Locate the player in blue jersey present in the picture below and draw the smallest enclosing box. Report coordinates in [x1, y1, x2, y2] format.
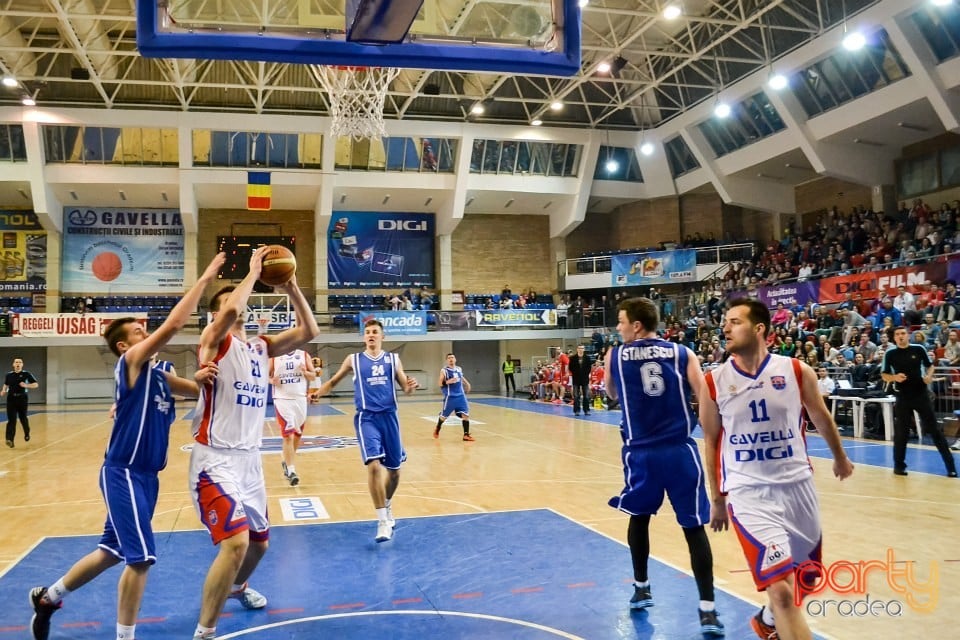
[317, 318, 418, 543]
[434, 353, 474, 441]
[605, 296, 724, 636]
[27, 253, 225, 640]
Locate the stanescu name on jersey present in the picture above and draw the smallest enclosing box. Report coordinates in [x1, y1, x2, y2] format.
[620, 345, 675, 360]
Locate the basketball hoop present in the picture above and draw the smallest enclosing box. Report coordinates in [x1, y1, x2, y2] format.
[315, 65, 401, 140]
[256, 311, 271, 336]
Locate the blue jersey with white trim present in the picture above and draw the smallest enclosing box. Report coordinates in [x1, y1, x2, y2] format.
[353, 350, 399, 412]
[441, 366, 465, 398]
[609, 338, 696, 447]
[105, 355, 175, 473]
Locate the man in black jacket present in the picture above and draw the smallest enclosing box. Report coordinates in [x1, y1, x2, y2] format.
[2, 357, 39, 447]
[569, 345, 593, 416]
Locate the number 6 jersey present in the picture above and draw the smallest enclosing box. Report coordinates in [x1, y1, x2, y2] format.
[704, 353, 812, 493]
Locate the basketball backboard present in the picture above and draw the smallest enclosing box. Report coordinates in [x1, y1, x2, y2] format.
[136, 0, 580, 76]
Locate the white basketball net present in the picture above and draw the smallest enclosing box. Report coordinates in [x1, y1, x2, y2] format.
[315, 65, 401, 140]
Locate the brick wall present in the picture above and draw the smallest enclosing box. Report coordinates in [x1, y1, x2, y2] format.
[794, 177, 872, 217]
[196, 208, 316, 300]
[451, 214, 553, 296]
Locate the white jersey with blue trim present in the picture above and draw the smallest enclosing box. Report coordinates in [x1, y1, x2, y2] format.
[705, 353, 812, 493]
[273, 350, 308, 399]
[441, 366, 465, 398]
[353, 350, 399, 412]
[609, 338, 697, 447]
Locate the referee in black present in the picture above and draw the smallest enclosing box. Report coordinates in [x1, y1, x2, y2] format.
[880, 327, 957, 477]
[2, 357, 39, 448]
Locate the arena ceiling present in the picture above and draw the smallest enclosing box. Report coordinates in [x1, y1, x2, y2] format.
[0, 0, 883, 130]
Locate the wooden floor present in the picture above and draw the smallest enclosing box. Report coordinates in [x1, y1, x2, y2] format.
[0, 395, 956, 639]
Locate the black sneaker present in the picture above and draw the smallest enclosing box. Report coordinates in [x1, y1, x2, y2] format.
[949, 470, 958, 478]
[24, 433, 30, 442]
[629, 585, 653, 610]
[5, 439, 13, 448]
[893, 468, 908, 476]
[288, 471, 300, 486]
[699, 609, 725, 636]
[29, 586, 61, 640]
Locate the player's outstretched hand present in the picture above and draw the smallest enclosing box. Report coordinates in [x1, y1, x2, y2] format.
[196, 362, 220, 386]
[709, 497, 729, 532]
[273, 274, 300, 295]
[248, 246, 270, 280]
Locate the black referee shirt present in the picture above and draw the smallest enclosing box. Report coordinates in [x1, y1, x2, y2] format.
[4, 371, 36, 398]
[880, 344, 930, 395]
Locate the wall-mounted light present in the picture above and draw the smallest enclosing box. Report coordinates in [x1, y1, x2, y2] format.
[640, 141, 655, 156]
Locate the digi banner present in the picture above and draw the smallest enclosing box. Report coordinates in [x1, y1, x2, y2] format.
[61, 208, 185, 293]
[475, 309, 557, 327]
[327, 212, 434, 288]
[358, 310, 428, 335]
[817, 262, 947, 303]
[0, 210, 46, 293]
[612, 249, 696, 287]
[12, 313, 147, 337]
[756, 281, 821, 308]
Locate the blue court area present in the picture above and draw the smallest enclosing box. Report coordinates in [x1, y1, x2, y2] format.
[0, 510, 824, 639]
[475, 397, 959, 476]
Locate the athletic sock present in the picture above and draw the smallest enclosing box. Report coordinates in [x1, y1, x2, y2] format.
[375, 507, 388, 522]
[633, 581, 650, 588]
[46, 578, 70, 605]
[699, 601, 715, 612]
[761, 606, 775, 626]
[195, 625, 216, 639]
[287, 465, 296, 475]
[116, 623, 136, 639]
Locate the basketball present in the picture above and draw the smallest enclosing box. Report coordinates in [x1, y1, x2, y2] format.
[91, 251, 122, 282]
[259, 245, 296, 286]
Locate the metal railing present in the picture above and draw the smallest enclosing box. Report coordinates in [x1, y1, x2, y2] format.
[560, 242, 755, 277]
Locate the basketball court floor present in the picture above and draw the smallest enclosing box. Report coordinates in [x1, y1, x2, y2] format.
[0, 395, 955, 638]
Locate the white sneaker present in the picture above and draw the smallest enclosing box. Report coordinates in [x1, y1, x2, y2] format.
[229, 583, 267, 609]
[951, 440, 960, 451]
[385, 506, 395, 529]
[375, 520, 393, 543]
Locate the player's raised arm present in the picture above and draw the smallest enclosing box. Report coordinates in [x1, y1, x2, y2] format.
[199, 247, 269, 362]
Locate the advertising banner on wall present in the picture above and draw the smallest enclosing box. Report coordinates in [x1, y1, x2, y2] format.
[611, 249, 696, 287]
[756, 281, 821, 308]
[61, 208, 185, 293]
[817, 262, 947, 303]
[357, 310, 428, 335]
[327, 212, 434, 288]
[12, 313, 147, 337]
[0, 210, 46, 293]
[475, 308, 557, 327]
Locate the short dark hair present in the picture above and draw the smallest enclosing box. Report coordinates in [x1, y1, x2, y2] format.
[617, 297, 659, 332]
[364, 318, 383, 331]
[210, 286, 236, 312]
[103, 317, 138, 357]
[727, 297, 771, 338]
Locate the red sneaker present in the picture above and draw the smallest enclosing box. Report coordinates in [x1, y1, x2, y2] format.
[462, 433, 475, 442]
[433, 427, 440, 439]
[750, 607, 778, 639]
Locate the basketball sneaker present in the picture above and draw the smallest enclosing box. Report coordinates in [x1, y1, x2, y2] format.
[750, 607, 778, 639]
[433, 427, 440, 439]
[6, 439, 13, 448]
[29, 586, 61, 640]
[462, 433, 475, 442]
[375, 520, 393, 543]
[629, 585, 653, 609]
[385, 505, 395, 529]
[288, 471, 299, 486]
[192, 632, 216, 640]
[698, 609, 725, 636]
[228, 583, 267, 609]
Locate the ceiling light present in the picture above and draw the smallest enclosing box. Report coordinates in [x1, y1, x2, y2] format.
[470, 103, 485, 115]
[663, 4, 682, 20]
[597, 61, 612, 74]
[605, 159, 619, 172]
[2, 76, 17, 88]
[531, 118, 543, 126]
[768, 73, 788, 91]
[842, 30, 866, 51]
[578, 0, 588, 7]
[21, 97, 35, 106]
[550, 101, 563, 111]
[640, 142, 655, 156]
[714, 102, 731, 118]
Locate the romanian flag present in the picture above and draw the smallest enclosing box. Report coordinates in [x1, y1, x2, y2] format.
[247, 171, 271, 210]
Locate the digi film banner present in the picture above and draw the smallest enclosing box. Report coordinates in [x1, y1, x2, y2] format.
[61, 207, 185, 293]
[611, 249, 696, 287]
[327, 212, 434, 288]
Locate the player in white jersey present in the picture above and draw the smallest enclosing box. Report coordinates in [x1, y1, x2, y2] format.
[270, 349, 316, 486]
[189, 246, 320, 640]
[317, 319, 418, 542]
[699, 298, 853, 640]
